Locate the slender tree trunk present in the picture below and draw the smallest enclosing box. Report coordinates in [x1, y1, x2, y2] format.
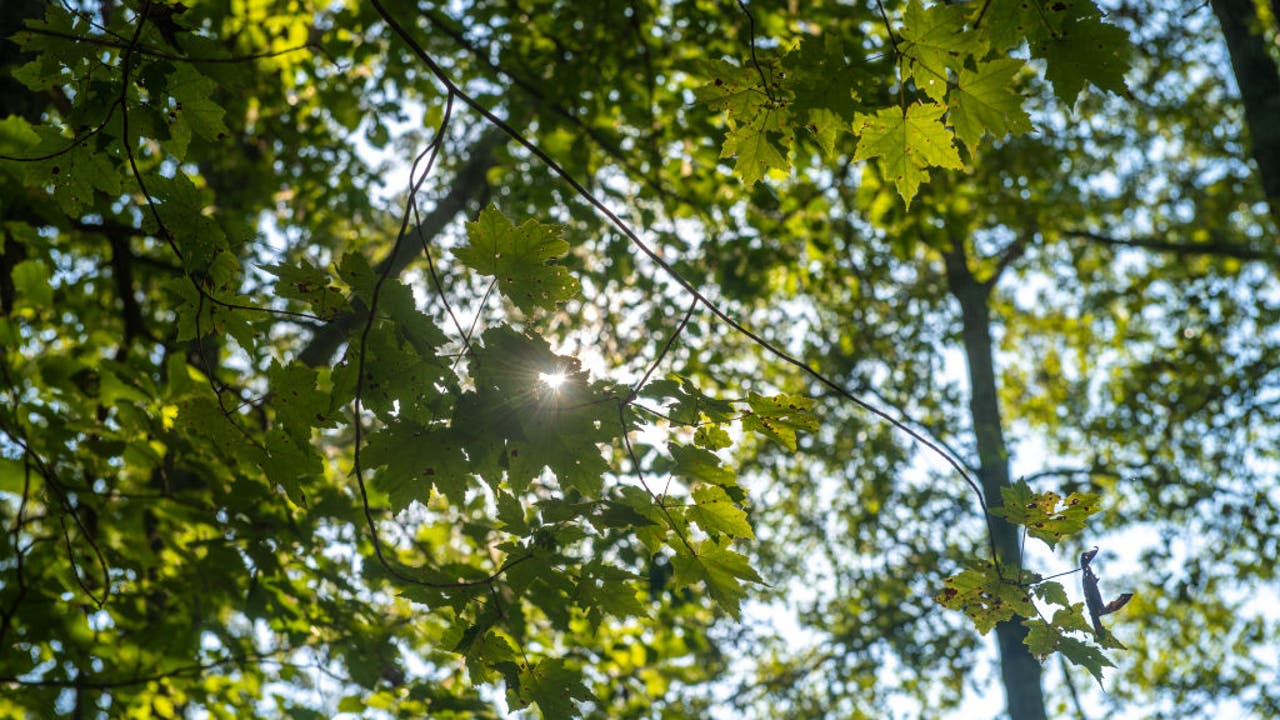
[1212, 0, 1280, 224]
[943, 241, 1047, 720]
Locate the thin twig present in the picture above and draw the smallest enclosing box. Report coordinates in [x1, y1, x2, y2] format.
[734, 0, 775, 102]
[369, 0, 995, 567]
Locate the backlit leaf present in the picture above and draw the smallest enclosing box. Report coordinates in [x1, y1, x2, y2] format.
[853, 102, 963, 207]
[457, 205, 580, 313]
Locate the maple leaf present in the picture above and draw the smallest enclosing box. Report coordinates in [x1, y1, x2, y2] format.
[687, 485, 754, 539]
[853, 102, 963, 206]
[1057, 635, 1116, 685]
[989, 480, 1101, 549]
[671, 538, 765, 619]
[949, 58, 1034, 151]
[694, 58, 772, 116]
[456, 204, 580, 313]
[517, 658, 593, 718]
[720, 106, 791, 185]
[898, 0, 983, 101]
[362, 422, 470, 508]
[783, 34, 862, 155]
[742, 392, 819, 452]
[935, 564, 1035, 634]
[1033, 6, 1131, 106]
[166, 64, 230, 159]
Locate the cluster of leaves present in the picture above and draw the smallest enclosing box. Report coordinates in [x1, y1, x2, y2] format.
[695, 0, 1128, 204]
[935, 480, 1124, 682]
[2, 0, 1216, 717]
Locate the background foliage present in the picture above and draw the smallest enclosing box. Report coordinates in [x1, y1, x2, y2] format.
[2, 0, 1278, 718]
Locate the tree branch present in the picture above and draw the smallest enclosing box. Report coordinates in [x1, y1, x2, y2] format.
[297, 127, 503, 368]
[1065, 229, 1278, 262]
[1212, 0, 1280, 225]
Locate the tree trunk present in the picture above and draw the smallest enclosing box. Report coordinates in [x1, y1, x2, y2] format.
[943, 241, 1047, 720]
[1212, 0, 1280, 224]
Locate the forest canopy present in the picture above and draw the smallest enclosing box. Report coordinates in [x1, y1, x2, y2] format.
[2, 0, 1279, 718]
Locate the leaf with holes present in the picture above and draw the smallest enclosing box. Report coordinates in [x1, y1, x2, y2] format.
[989, 480, 1101, 549]
[1030, 1, 1131, 105]
[363, 422, 470, 508]
[935, 564, 1035, 634]
[742, 392, 819, 452]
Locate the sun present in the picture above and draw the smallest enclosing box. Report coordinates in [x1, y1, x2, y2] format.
[538, 371, 568, 391]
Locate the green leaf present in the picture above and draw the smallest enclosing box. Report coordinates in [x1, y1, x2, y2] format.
[589, 500, 658, 531]
[267, 360, 330, 444]
[516, 658, 592, 718]
[741, 392, 819, 452]
[669, 443, 736, 487]
[988, 480, 1101, 549]
[1057, 634, 1116, 684]
[11, 259, 53, 308]
[1022, 617, 1059, 659]
[671, 538, 764, 619]
[363, 423, 470, 508]
[457, 205, 580, 313]
[1030, 2, 1131, 105]
[167, 64, 229, 144]
[261, 261, 346, 320]
[853, 102, 963, 207]
[695, 57, 793, 183]
[263, 426, 320, 507]
[461, 628, 518, 684]
[935, 564, 1034, 634]
[693, 58, 772, 116]
[720, 107, 791, 185]
[687, 485, 753, 539]
[898, 0, 983, 101]
[641, 374, 736, 424]
[783, 34, 862, 156]
[0, 115, 40, 156]
[0, 457, 27, 493]
[693, 424, 732, 450]
[949, 58, 1034, 151]
[496, 491, 528, 533]
[1031, 579, 1071, 608]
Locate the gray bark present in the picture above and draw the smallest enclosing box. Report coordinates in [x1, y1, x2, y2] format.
[943, 240, 1047, 720]
[1212, 0, 1280, 224]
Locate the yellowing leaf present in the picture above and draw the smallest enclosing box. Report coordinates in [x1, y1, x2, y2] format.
[935, 564, 1034, 634]
[949, 59, 1034, 151]
[989, 480, 1101, 549]
[742, 392, 819, 452]
[853, 103, 963, 207]
[457, 205, 580, 313]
